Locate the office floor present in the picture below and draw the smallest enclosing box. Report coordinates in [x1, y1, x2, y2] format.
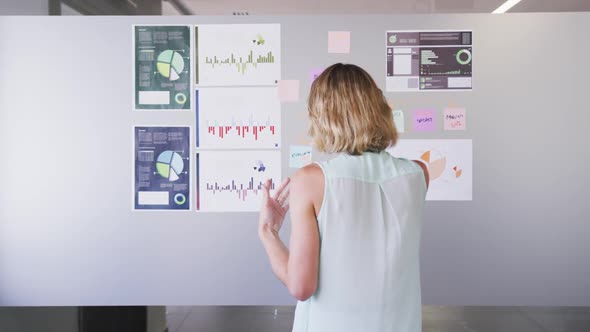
[166, 306, 590, 332]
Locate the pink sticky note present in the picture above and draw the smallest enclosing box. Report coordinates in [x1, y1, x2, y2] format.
[444, 108, 466, 130]
[328, 31, 351, 54]
[311, 68, 324, 82]
[278, 80, 300, 102]
[413, 109, 436, 131]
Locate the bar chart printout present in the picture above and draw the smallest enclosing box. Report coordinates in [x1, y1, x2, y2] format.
[196, 150, 281, 212]
[195, 24, 281, 86]
[196, 87, 281, 149]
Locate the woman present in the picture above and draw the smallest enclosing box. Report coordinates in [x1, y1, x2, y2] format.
[259, 63, 429, 332]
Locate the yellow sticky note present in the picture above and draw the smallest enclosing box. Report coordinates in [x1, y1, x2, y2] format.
[328, 31, 351, 54]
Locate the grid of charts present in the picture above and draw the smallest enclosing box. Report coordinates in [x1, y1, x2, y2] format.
[194, 24, 282, 212]
[133, 24, 282, 212]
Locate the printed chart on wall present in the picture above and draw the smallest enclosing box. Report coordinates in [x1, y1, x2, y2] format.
[193, 23, 282, 212]
[196, 151, 281, 212]
[195, 24, 281, 86]
[196, 87, 281, 149]
[388, 139, 472, 201]
[386, 30, 472, 92]
[134, 25, 191, 110]
[134, 127, 190, 210]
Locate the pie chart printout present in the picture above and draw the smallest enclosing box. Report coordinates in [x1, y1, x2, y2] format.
[157, 50, 185, 81]
[156, 151, 184, 182]
[387, 139, 472, 201]
[134, 126, 190, 210]
[134, 25, 191, 110]
[420, 150, 446, 181]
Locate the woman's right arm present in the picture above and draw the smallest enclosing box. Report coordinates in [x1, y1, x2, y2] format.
[285, 164, 323, 301]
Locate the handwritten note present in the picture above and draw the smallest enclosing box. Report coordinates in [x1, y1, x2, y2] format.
[444, 108, 466, 130]
[277, 80, 300, 103]
[289, 145, 312, 168]
[412, 109, 436, 131]
[393, 110, 405, 133]
[328, 31, 351, 54]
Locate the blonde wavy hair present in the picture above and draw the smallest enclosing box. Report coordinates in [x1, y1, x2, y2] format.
[308, 63, 398, 155]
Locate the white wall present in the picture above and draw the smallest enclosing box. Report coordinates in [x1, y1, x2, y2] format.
[0, 14, 589, 306]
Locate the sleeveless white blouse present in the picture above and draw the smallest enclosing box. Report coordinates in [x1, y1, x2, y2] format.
[292, 151, 427, 332]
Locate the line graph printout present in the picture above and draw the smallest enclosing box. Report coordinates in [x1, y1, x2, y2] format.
[134, 25, 191, 110]
[386, 30, 473, 92]
[134, 127, 190, 210]
[387, 139, 472, 201]
[196, 87, 280, 149]
[196, 150, 281, 212]
[195, 24, 281, 86]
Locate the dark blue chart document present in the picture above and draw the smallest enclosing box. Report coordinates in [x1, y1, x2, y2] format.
[134, 126, 190, 210]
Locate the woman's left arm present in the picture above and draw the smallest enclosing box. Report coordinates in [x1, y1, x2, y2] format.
[258, 165, 322, 301]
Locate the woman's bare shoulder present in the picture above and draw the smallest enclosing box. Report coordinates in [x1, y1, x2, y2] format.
[296, 163, 323, 178]
[290, 163, 325, 213]
[291, 163, 324, 189]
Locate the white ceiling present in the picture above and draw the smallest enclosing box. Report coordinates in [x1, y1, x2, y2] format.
[163, 0, 590, 15]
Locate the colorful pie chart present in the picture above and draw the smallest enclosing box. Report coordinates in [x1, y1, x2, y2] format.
[156, 151, 184, 182]
[420, 150, 446, 181]
[156, 50, 185, 81]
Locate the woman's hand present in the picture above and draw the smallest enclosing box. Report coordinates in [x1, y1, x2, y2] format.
[259, 177, 290, 236]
